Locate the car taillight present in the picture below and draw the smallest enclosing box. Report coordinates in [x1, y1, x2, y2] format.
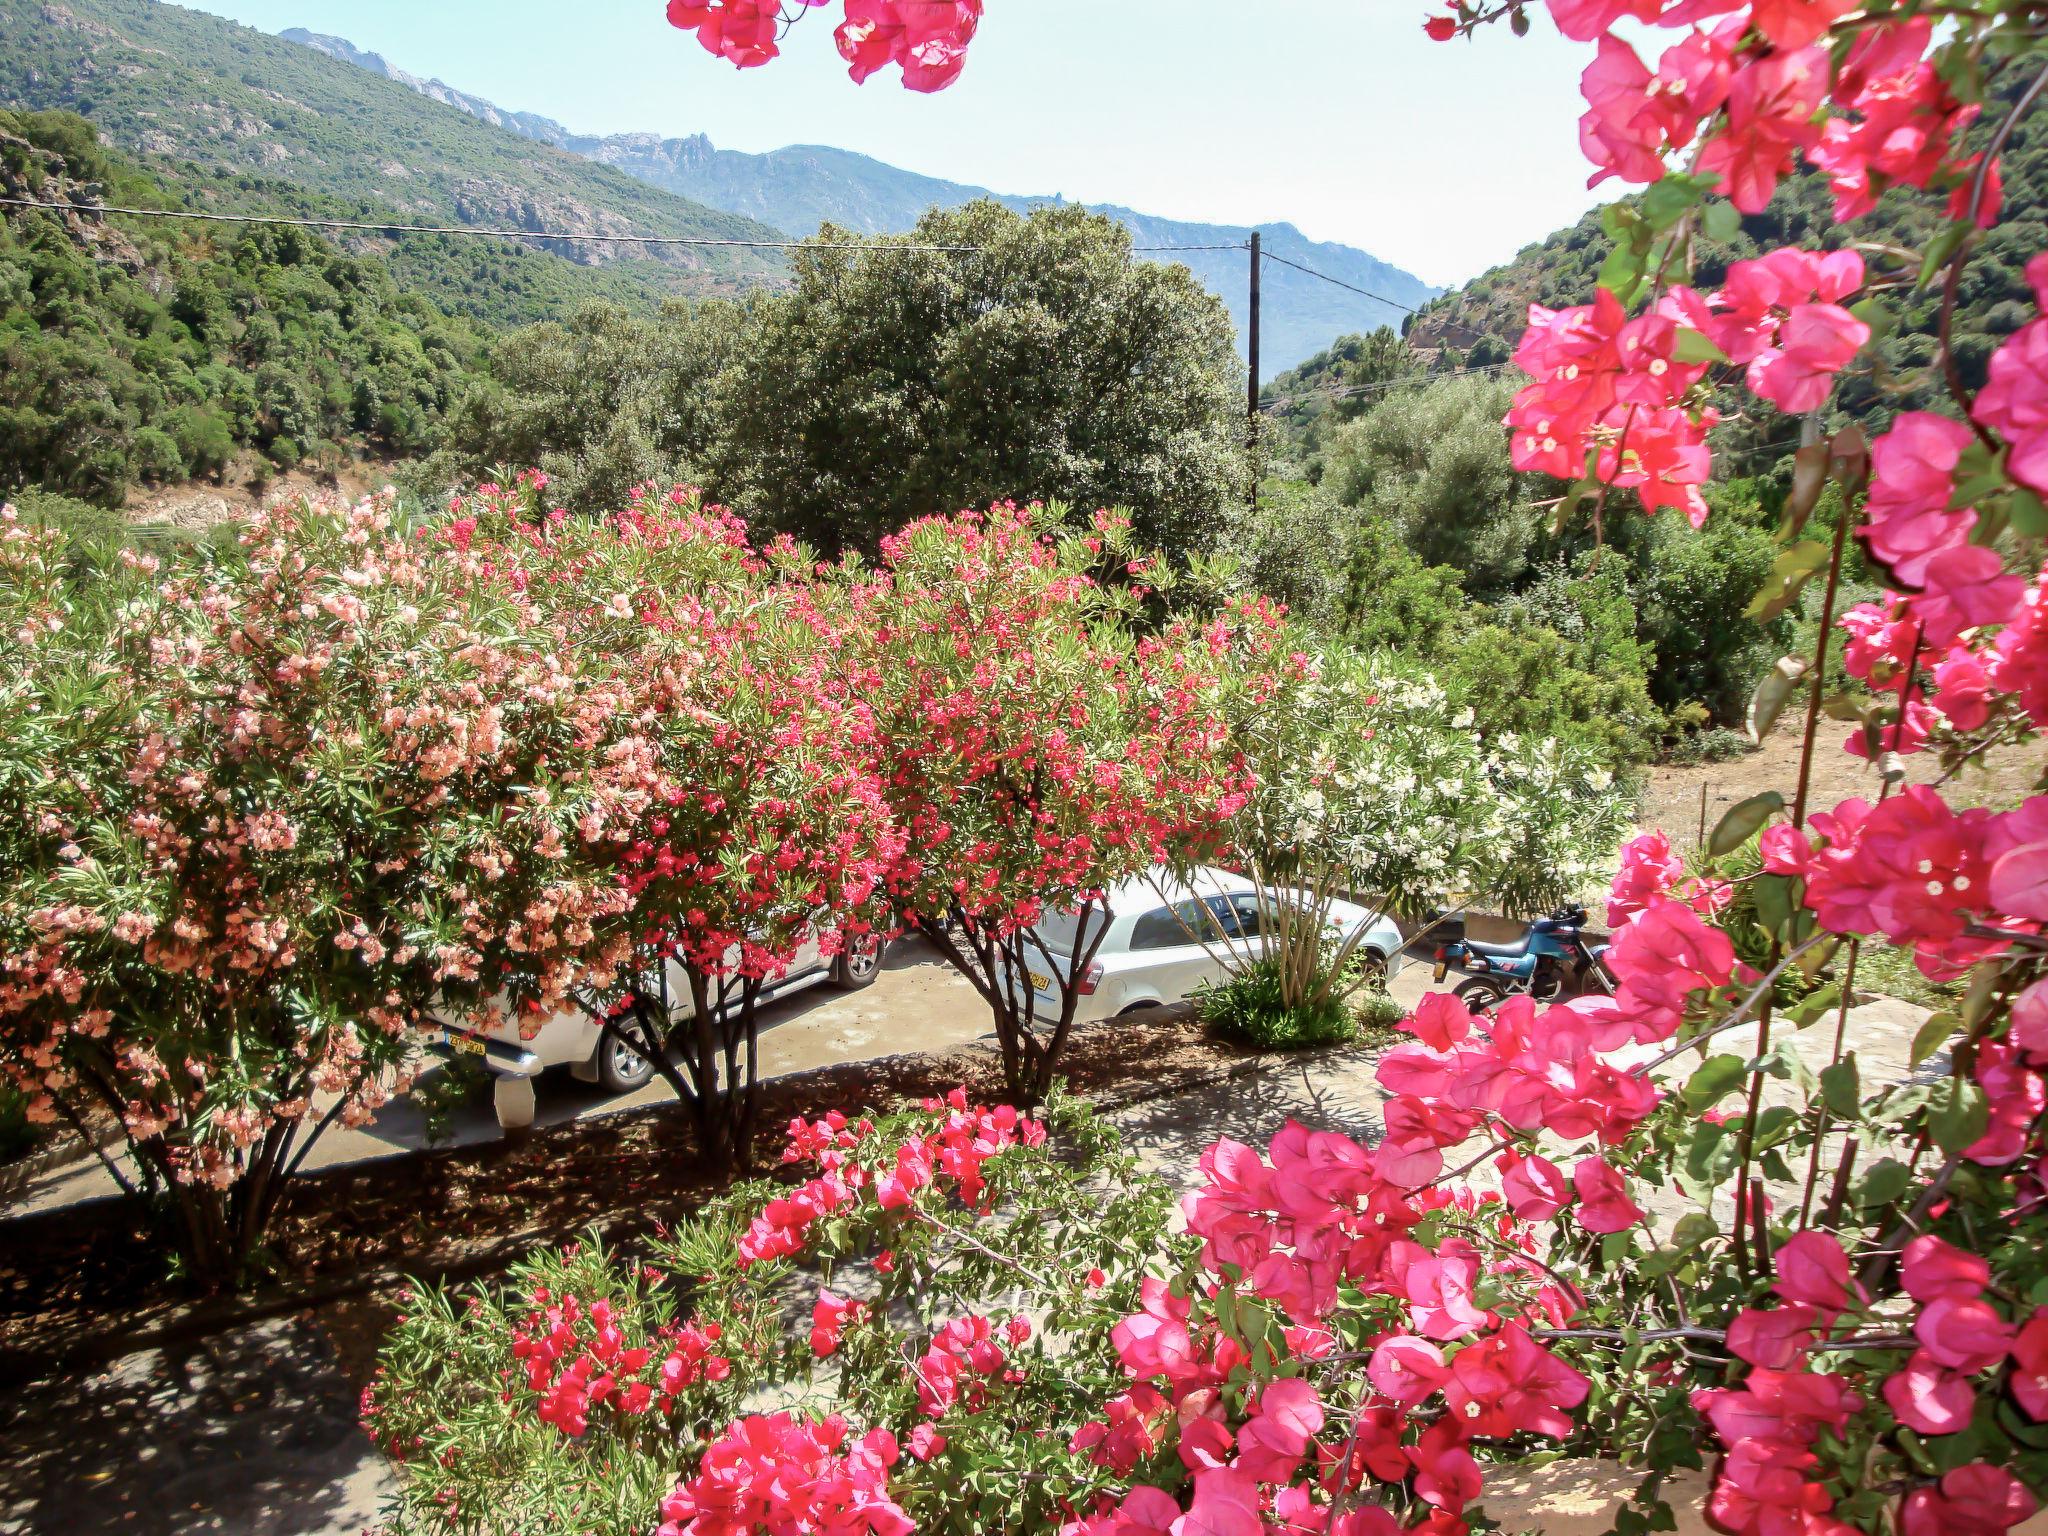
[1078, 961, 1104, 996]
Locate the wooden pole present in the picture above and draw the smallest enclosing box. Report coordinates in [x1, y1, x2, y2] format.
[1247, 230, 1261, 508]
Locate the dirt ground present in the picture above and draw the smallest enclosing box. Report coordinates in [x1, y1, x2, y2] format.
[1638, 728, 2039, 847]
[123, 458, 402, 531]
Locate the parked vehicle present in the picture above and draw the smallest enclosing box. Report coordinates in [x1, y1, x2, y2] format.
[1430, 904, 1612, 1010]
[1018, 867, 1404, 1027]
[438, 930, 886, 1106]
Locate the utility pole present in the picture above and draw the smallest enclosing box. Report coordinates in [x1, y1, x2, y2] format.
[1247, 230, 1261, 508]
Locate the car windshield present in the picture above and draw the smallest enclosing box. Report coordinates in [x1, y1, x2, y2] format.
[1034, 906, 1110, 958]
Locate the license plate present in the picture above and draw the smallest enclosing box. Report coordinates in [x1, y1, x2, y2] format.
[446, 1031, 487, 1057]
[1028, 970, 1051, 993]
[1433, 960, 1449, 983]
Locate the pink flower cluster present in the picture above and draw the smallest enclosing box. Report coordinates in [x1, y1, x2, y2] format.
[1542, 2, 1998, 220]
[657, 1412, 913, 1536]
[1608, 829, 1732, 929]
[1974, 253, 2048, 497]
[665, 0, 981, 91]
[1506, 248, 1867, 523]
[1765, 787, 2047, 980]
[911, 1313, 1030, 1416]
[1704, 1234, 2043, 1536]
[1063, 1114, 1591, 1535]
[507, 1287, 731, 1438]
[736, 1091, 1045, 1264]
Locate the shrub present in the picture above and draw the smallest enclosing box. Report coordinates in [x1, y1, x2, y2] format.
[1665, 726, 1759, 765]
[854, 504, 1255, 1103]
[0, 494, 640, 1284]
[367, 1090, 1179, 1536]
[1195, 959, 1360, 1052]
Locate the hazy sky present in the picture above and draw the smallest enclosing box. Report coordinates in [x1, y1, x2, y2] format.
[182, 1, 1609, 288]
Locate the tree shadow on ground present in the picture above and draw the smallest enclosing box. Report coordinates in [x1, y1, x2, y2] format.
[0, 1314, 391, 1536]
[1106, 1046, 1391, 1198]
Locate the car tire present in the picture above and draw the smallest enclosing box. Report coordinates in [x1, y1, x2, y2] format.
[1356, 950, 1390, 992]
[596, 1030, 658, 1094]
[833, 934, 885, 991]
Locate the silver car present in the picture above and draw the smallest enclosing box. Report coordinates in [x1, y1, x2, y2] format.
[1018, 866, 1403, 1025]
[439, 930, 886, 1100]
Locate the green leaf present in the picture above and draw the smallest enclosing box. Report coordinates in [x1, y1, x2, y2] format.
[1746, 538, 1830, 621]
[1928, 1079, 1989, 1156]
[1910, 1011, 1958, 1068]
[1752, 872, 1797, 941]
[1917, 222, 1970, 291]
[1709, 790, 1785, 856]
[1820, 1055, 1860, 1119]
[1847, 298, 1894, 344]
[1641, 173, 1710, 232]
[1779, 444, 1830, 538]
[1673, 327, 1729, 366]
[2010, 487, 2048, 538]
[1701, 200, 1741, 244]
[1598, 244, 1648, 307]
[1752, 1037, 1815, 1094]
[1857, 1157, 1912, 1209]
[1684, 1052, 1749, 1113]
[1746, 656, 1810, 745]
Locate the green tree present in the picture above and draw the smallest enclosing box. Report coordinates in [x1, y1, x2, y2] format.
[704, 202, 1246, 558]
[1319, 373, 1541, 598]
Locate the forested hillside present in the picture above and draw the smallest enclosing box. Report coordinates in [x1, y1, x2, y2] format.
[0, 109, 489, 505]
[0, 0, 790, 329]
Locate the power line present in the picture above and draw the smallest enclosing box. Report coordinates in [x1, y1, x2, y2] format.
[1259, 360, 1518, 411]
[1258, 248, 1424, 316]
[0, 196, 1248, 254]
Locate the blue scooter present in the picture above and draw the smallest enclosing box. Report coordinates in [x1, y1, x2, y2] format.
[1430, 904, 1614, 1009]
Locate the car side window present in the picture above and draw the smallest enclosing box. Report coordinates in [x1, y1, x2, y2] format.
[1130, 901, 1209, 951]
[1202, 893, 1263, 938]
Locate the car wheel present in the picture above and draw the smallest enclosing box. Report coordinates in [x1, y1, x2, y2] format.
[833, 934, 885, 991]
[597, 1030, 658, 1094]
[1453, 976, 1508, 1013]
[1356, 951, 1390, 992]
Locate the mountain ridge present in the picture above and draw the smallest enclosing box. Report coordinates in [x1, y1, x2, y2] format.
[0, 0, 792, 320]
[281, 24, 1441, 369]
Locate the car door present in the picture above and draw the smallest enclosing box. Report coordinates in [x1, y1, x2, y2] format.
[1124, 898, 1226, 1005]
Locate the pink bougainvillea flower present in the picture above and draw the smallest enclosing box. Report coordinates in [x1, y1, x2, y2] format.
[1972, 253, 2048, 495]
[1860, 412, 1980, 586]
[809, 1289, 863, 1357]
[2011, 1310, 2048, 1421]
[1367, 1334, 1449, 1408]
[1698, 47, 1829, 213]
[1883, 1348, 1977, 1435]
[1571, 1155, 1646, 1233]
[1902, 1234, 1993, 1303]
[1545, 0, 1670, 41]
[1705, 1434, 1839, 1536]
[1913, 545, 2028, 649]
[1232, 1377, 1324, 1483]
[1497, 1147, 1571, 1222]
[1986, 795, 2048, 924]
[1772, 1231, 1857, 1318]
[1898, 1464, 2040, 1536]
[1727, 1303, 1825, 1369]
[1915, 1295, 2016, 1374]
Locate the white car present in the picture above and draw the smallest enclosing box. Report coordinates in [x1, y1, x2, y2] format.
[1016, 866, 1403, 1026]
[439, 931, 887, 1099]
